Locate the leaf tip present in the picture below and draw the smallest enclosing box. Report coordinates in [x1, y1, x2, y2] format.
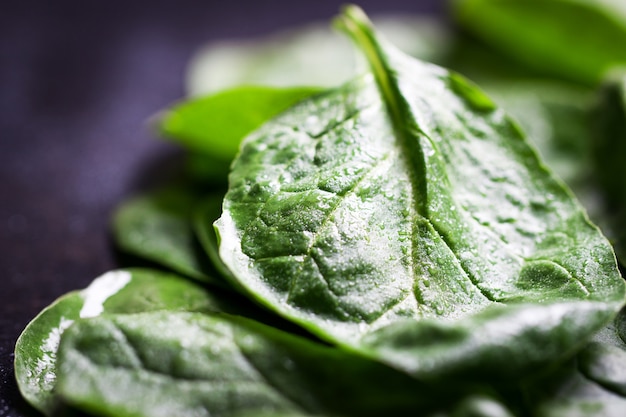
[333, 4, 372, 36]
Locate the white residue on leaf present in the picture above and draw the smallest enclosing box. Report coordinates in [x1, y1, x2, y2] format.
[33, 316, 74, 391]
[79, 270, 132, 318]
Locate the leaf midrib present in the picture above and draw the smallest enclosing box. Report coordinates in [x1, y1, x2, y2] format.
[338, 7, 429, 219]
[339, 8, 508, 313]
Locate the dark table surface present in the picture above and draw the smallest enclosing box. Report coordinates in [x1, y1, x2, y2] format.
[0, 0, 442, 415]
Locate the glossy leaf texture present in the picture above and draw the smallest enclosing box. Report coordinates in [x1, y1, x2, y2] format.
[214, 6, 625, 382]
[14, 268, 228, 415]
[592, 73, 626, 264]
[53, 311, 510, 417]
[451, 0, 626, 85]
[159, 86, 322, 161]
[112, 186, 222, 285]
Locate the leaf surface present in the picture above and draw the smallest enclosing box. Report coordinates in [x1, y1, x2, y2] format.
[54, 311, 497, 417]
[214, 6, 625, 381]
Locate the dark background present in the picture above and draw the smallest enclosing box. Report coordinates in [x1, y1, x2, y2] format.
[0, 0, 442, 415]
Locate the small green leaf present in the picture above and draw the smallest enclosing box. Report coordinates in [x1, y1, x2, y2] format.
[159, 86, 322, 161]
[214, 6, 625, 382]
[14, 268, 225, 414]
[452, 0, 626, 85]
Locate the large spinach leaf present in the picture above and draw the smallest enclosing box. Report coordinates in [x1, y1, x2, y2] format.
[14, 268, 227, 415]
[53, 311, 510, 417]
[213, 6, 625, 382]
[451, 0, 626, 85]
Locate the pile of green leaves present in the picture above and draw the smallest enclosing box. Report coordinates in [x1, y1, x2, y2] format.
[14, 2, 626, 416]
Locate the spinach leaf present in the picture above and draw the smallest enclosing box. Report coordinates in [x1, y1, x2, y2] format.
[159, 86, 322, 161]
[523, 309, 626, 417]
[451, 0, 626, 85]
[187, 15, 450, 96]
[14, 268, 226, 415]
[53, 311, 506, 417]
[112, 187, 223, 285]
[214, 6, 625, 382]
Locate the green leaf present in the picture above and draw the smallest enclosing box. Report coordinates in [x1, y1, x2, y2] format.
[451, 0, 626, 85]
[54, 311, 504, 417]
[14, 268, 226, 415]
[524, 309, 626, 416]
[213, 6, 625, 382]
[187, 15, 450, 95]
[159, 86, 322, 161]
[112, 186, 224, 285]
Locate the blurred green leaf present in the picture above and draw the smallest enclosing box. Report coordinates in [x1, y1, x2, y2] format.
[452, 0, 626, 85]
[113, 186, 222, 284]
[159, 86, 322, 161]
